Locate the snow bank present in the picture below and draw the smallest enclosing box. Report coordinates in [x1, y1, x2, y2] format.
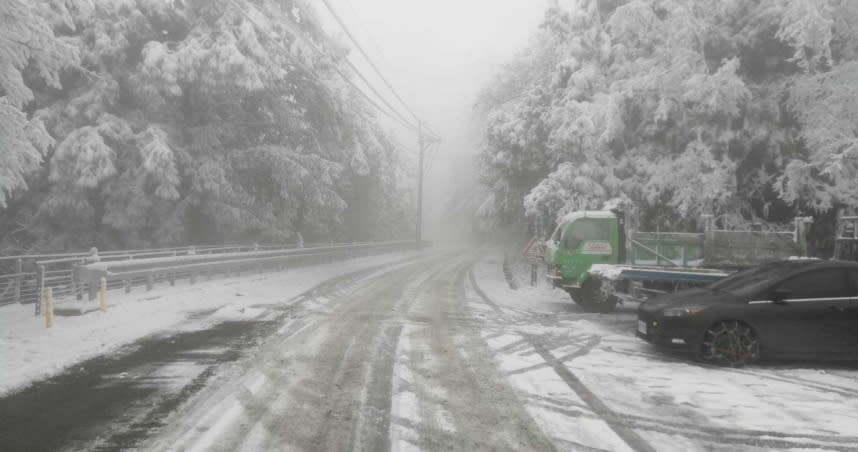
[558, 210, 616, 225]
[471, 250, 570, 314]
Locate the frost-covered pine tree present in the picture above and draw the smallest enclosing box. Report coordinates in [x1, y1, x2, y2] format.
[477, 0, 858, 243]
[2, 0, 413, 251]
[0, 0, 80, 207]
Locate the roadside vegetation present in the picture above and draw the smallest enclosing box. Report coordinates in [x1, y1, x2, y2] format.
[477, 0, 858, 254]
[0, 0, 414, 253]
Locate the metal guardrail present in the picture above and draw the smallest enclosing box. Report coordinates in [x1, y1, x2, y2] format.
[75, 241, 419, 306]
[1, 241, 423, 312]
[0, 244, 269, 309]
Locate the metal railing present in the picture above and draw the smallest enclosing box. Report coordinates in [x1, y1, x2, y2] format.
[1, 241, 421, 312]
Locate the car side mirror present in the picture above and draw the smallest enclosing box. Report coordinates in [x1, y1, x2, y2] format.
[771, 289, 792, 304]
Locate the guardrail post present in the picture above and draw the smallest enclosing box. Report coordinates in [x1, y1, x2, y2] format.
[190, 271, 197, 285]
[75, 259, 85, 300]
[99, 277, 107, 313]
[35, 264, 45, 316]
[125, 279, 131, 293]
[86, 247, 100, 264]
[146, 273, 154, 291]
[14, 258, 22, 304]
[169, 271, 175, 286]
[87, 277, 96, 301]
[43, 287, 53, 328]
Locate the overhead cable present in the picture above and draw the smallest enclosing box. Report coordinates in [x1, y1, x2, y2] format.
[228, 0, 419, 134]
[319, 0, 424, 124]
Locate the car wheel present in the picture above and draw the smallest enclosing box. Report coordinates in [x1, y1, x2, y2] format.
[699, 320, 760, 367]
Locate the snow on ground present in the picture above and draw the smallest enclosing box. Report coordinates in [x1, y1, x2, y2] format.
[0, 250, 420, 396]
[470, 253, 570, 314]
[470, 249, 858, 451]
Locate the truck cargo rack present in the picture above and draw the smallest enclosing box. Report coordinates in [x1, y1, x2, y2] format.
[834, 216, 858, 261]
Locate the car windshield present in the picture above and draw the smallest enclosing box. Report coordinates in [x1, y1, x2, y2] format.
[707, 263, 806, 296]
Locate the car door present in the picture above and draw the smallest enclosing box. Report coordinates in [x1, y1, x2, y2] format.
[843, 269, 858, 356]
[755, 269, 852, 356]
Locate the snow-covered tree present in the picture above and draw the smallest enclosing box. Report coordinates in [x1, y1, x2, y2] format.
[477, 0, 858, 243]
[0, 0, 81, 207]
[2, 0, 413, 251]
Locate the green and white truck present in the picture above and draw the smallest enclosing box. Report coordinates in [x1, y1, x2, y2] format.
[544, 210, 813, 312]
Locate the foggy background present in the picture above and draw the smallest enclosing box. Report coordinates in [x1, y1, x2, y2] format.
[315, 0, 548, 242]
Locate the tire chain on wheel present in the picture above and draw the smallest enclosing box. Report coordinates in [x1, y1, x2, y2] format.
[700, 320, 760, 367]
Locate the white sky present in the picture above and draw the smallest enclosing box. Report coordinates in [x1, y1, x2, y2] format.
[315, 0, 548, 239]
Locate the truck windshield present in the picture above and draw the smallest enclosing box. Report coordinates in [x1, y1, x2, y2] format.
[563, 219, 609, 250]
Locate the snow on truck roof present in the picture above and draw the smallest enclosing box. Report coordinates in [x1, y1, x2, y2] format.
[559, 210, 616, 225]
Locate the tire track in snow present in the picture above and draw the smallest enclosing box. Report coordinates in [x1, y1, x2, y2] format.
[469, 268, 656, 452]
[138, 252, 451, 451]
[468, 266, 858, 451]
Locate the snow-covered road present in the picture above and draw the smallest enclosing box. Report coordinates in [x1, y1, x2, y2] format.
[471, 255, 858, 451]
[2, 249, 857, 451]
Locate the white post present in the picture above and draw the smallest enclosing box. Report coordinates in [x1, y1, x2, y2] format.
[99, 277, 107, 313]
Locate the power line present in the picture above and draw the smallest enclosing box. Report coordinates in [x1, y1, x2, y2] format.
[333, 0, 442, 141]
[340, 0, 395, 75]
[296, 36, 419, 133]
[319, 0, 423, 125]
[229, 0, 433, 247]
[319, 0, 441, 141]
[297, 31, 420, 133]
[227, 0, 421, 135]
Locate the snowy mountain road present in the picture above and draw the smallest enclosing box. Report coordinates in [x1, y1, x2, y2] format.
[143, 251, 559, 451]
[2, 250, 858, 451]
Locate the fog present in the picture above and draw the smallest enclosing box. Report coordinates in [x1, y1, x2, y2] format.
[4, 3, 858, 450]
[315, 0, 548, 242]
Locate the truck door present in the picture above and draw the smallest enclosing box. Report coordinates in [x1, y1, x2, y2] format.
[557, 218, 617, 282]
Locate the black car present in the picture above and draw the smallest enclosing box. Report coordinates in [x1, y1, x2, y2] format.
[637, 260, 858, 366]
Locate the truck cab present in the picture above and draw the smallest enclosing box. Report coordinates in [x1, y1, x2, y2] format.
[546, 211, 622, 290]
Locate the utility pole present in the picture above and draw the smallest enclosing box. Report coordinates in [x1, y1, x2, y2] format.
[417, 123, 425, 248]
[416, 122, 440, 248]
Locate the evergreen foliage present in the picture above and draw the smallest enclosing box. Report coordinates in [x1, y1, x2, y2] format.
[477, 0, 858, 238]
[1, 0, 413, 252]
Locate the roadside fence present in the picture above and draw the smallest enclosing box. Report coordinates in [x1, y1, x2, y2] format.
[0, 241, 422, 317]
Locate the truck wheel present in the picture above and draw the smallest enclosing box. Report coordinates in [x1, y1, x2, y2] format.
[566, 288, 584, 305]
[579, 277, 618, 313]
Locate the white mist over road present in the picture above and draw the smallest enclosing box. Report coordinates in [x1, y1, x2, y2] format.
[315, 0, 548, 239]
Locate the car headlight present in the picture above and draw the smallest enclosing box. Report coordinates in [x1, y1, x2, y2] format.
[662, 306, 706, 317]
